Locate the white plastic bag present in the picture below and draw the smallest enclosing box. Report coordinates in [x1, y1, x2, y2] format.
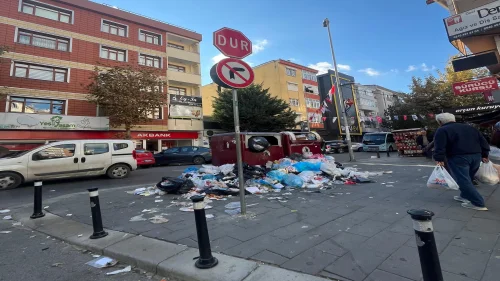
[475, 161, 499, 185]
[427, 166, 459, 190]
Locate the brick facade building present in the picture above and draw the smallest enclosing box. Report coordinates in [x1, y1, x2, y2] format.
[0, 0, 202, 152]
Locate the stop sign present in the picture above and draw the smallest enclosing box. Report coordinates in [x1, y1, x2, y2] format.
[213, 27, 252, 59]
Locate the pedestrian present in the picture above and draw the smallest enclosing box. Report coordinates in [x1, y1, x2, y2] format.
[433, 113, 490, 211]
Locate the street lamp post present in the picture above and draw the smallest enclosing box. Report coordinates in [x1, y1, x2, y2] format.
[323, 18, 355, 161]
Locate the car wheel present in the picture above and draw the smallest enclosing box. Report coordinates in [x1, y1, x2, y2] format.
[357, 147, 363, 152]
[389, 146, 394, 152]
[193, 156, 205, 165]
[107, 164, 131, 179]
[0, 172, 23, 190]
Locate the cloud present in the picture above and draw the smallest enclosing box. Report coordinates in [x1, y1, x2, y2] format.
[358, 68, 381, 76]
[421, 63, 430, 71]
[406, 65, 417, 72]
[253, 39, 268, 54]
[338, 64, 351, 71]
[308, 62, 332, 74]
[390, 69, 399, 74]
[211, 53, 228, 64]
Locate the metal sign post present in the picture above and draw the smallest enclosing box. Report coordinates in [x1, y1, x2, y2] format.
[232, 88, 246, 214]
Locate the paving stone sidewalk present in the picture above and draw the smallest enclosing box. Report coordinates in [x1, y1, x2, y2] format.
[19, 157, 500, 281]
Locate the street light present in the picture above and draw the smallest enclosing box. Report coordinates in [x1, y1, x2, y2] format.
[323, 18, 355, 161]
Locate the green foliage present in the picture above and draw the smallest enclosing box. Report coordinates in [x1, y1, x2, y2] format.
[86, 65, 166, 138]
[384, 57, 488, 131]
[212, 84, 298, 132]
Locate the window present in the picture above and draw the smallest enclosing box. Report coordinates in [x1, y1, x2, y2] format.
[101, 20, 127, 37]
[9, 96, 65, 114]
[285, 67, 296, 77]
[308, 113, 322, 123]
[181, 147, 191, 152]
[165, 147, 180, 153]
[287, 82, 298, 92]
[302, 71, 317, 82]
[305, 98, 320, 109]
[168, 64, 185, 72]
[303, 84, 319, 94]
[17, 29, 70, 51]
[168, 86, 187, 95]
[21, 0, 72, 23]
[139, 30, 161, 45]
[146, 108, 162, 119]
[84, 143, 109, 155]
[13, 62, 68, 82]
[289, 98, 299, 107]
[32, 144, 75, 161]
[168, 43, 184, 50]
[113, 143, 128, 150]
[139, 54, 161, 68]
[100, 46, 126, 62]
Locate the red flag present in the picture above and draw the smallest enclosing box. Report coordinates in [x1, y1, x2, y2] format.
[403, 115, 407, 120]
[325, 97, 332, 103]
[328, 85, 335, 101]
[322, 117, 327, 122]
[376, 116, 382, 124]
[428, 113, 435, 118]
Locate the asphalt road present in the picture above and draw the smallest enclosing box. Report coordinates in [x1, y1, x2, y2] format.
[0, 151, 374, 209]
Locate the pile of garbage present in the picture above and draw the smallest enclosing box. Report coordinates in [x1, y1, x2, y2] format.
[131, 153, 386, 198]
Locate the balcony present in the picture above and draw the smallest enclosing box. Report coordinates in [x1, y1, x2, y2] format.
[168, 118, 203, 131]
[168, 70, 201, 85]
[167, 46, 200, 64]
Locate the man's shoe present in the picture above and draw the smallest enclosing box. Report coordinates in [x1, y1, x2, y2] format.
[454, 196, 470, 203]
[461, 202, 488, 211]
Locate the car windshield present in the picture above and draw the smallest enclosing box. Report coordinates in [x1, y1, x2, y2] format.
[0, 150, 30, 159]
[362, 134, 387, 145]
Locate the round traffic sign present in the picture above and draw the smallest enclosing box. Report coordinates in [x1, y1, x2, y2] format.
[215, 58, 254, 89]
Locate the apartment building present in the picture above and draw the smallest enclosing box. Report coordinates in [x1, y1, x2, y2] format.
[0, 0, 202, 152]
[202, 59, 322, 131]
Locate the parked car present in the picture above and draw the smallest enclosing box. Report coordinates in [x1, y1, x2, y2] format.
[351, 142, 364, 152]
[135, 149, 155, 168]
[324, 140, 348, 153]
[154, 146, 212, 165]
[0, 140, 137, 190]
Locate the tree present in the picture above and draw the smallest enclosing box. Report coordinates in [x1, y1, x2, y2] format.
[383, 57, 488, 131]
[86, 65, 166, 139]
[212, 84, 298, 132]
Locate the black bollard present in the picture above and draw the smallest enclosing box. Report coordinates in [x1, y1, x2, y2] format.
[30, 181, 45, 219]
[407, 209, 443, 281]
[191, 195, 218, 269]
[88, 188, 108, 239]
[376, 148, 380, 158]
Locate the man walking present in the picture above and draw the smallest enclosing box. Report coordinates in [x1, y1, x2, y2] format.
[433, 113, 490, 211]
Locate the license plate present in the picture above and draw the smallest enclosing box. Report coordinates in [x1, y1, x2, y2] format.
[144, 160, 152, 162]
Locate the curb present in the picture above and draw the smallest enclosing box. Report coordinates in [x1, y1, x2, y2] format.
[12, 209, 333, 281]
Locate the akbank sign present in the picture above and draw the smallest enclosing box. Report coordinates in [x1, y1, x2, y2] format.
[444, 0, 500, 41]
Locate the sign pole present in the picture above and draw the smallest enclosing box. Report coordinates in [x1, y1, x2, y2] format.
[232, 88, 246, 215]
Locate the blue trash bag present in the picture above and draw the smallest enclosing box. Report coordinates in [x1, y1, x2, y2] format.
[267, 170, 287, 181]
[282, 174, 304, 188]
[183, 166, 199, 173]
[292, 162, 322, 172]
[202, 174, 217, 180]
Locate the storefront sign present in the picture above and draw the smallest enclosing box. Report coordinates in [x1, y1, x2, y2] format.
[169, 104, 202, 119]
[0, 113, 109, 130]
[444, 0, 500, 41]
[453, 76, 499, 96]
[169, 94, 202, 107]
[484, 91, 495, 102]
[131, 131, 198, 139]
[446, 102, 500, 114]
[331, 75, 362, 135]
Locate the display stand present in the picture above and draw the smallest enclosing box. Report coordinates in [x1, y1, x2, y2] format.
[392, 128, 425, 157]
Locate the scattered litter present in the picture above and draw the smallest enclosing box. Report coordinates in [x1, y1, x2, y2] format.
[12, 222, 21, 226]
[44, 206, 49, 209]
[0, 209, 10, 214]
[245, 186, 261, 194]
[301, 226, 309, 229]
[206, 214, 215, 219]
[278, 200, 288, 203]
[66, 214, 72, 217]
[149, 215, 169, 224]
[291, 210, 298, 213]
[154, 200, 163, 203]
[225, 209, 241, 216]
[3, 215, 12, 220]
[30, 235, 36, 238]
[92, 255, 101, 258]
[396, 213, 399, 215]
[106, 265, 132, 275]
[78, 234, 83, 237]
[42, 247, 49, 251]
[384, 171, 393, 174]
[129, 214, 147, 222]
[179, 207, 194, 212]
[369, 197, 373, 199]
[50, 190, 56, 192]
[225, 202, 241, 209]
[86, 257, 118, 268]
[0, 231, 12, 234]
[155, 196, 161, 199]
[51, 263, 63, 267]
[283, 192, 292, 195]
[386, 185, 394, 187]
[371, 156, 377, 159]
[387, 182, 395, 184]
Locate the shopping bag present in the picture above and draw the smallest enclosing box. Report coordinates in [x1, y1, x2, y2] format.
[427, 166, 459, 190]
[475, 161, 499, 185]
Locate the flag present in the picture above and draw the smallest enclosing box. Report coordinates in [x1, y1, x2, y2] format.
[322, 117, 327, 122]
[387, 115, 392, 121]
[376, 116, 382, 124]
[394, 116, 399, 120]
[403, 115, 407, 120]
[325, 97, 332, 103]
[332, 117, 337, 124]
[412, 115, 418, 121]
[328, 85, 335, 101]
[323, 100, 328, 107]
[320, 106, 326, 114]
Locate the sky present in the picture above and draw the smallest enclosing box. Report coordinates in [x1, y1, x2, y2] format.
[94, 0, 457, 92]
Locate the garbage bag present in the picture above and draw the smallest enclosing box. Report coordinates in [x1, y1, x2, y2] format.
[320, 163, 341, 177]
[267, 170, 287, 181]
[475, 161, 499, 185]
[183, 166, 199, 173]
[298, 171, 315, 183]
[248, 136, 270, 153]
[199, 165, 220, 175]
[220, 164, 235, 175]
[293, 162, 322, 172]
[426, 166, 459, 190]
[282, 174, 304, 188]
[156, 177, 194, 194]
[202, 174, 217, 180]
[289, 153, 303, 161]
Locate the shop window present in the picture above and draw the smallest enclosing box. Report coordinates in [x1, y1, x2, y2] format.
[12, 62, 68, 82]
[139, 54, 161, 68]
[21, 0, 73, 24]
[100, 46, 126, 62]
[32, 144, 75, 161]
[84, 143, 109, 155]
[168, 42, 184, 50]
[17, 29, 70, 52]
[113, 143, 128, 150]
[146, 108, 162, 119]
[139, 29, 161, 45]
[9, 96, 65, 114]
[101, 20, 127, 37]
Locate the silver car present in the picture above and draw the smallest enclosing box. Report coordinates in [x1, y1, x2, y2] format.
[351, 142, 364, 152]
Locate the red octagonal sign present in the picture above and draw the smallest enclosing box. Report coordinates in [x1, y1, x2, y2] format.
[213, 27, 252, 59]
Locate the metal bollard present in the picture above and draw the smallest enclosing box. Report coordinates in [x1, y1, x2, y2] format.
[191, 195, 218, 269]
[88, 188, 108, 239]
[376, 148, 380, 158]
[30, 181, 45, 219]
[407, 209, 443, 281]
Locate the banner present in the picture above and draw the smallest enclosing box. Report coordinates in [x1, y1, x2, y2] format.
[0, 113, 109, 130]
[453, 76, 499, 96]
[169, 104, 202, 119]
[169, 94, 202, 107]
[331, 75, 362, 135]
[444, 0, 500, 41]
[445, 102, 500, 115]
